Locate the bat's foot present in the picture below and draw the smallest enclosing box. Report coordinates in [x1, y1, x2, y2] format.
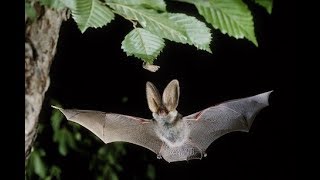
[203, 152, 207, 157]
[157, 154, 162, 159]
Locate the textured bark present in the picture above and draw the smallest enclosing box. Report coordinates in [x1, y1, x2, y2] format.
[25, 5, 66, 165]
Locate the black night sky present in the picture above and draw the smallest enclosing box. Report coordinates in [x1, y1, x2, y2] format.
[43, 1, 297, 179]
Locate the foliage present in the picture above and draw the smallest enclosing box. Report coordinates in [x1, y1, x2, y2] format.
[252, 0, 273, 14]
[190, 0, 258, 46]
[25, 1, 38, 22]
[27, 0, 273, 69]
[122, 28, 165, 64]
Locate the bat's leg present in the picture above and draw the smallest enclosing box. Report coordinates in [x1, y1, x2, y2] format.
[187, 139, 206, 160]
[157, 142, 165, 159]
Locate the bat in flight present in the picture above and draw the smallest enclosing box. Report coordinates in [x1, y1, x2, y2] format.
[52, 79, 272, 163]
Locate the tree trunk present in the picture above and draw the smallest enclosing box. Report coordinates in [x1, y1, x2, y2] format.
[25, 4, 66, 166]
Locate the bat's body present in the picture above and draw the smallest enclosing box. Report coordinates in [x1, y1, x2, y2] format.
[53, 80, 272, 162]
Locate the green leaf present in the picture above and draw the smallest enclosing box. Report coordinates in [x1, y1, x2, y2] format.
[25, 2, 37, 21]
[146, 164, 156, 180]
[107, 3, 188, 43]
[252, 0, 273, 14]
[31, 150, 47, 178]
[39, 0, 66, 10]
[107, 153, 116, 164]
[56, 128, 76, 156]
[49, 165, 62, 179]
[121, 28, 165, 63]
[168, 13, 212, 52]
[110, 173, 119, 180]
[59, 0, 76, 9]
[58, 132, 67, 156]
[64, 128, 77, 149]
[51, 107, 64, 132]
[70, 0, 115, 33]
[193, 0, 258, 46]
[109, 0, 166, 11]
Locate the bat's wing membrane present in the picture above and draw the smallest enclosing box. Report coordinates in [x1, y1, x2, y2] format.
[54, 108, 162, 154]
[183, 91, 272, 155]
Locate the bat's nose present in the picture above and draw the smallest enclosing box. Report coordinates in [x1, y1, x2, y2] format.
[158, 109, 168, 116]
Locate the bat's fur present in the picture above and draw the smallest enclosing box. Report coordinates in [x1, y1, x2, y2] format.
[147, 80, 189, 148]
[153, 110, 190, 148]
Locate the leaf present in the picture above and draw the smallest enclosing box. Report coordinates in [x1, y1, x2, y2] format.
[70, 0, 115, 33]
[107, 153, 116, 165]
[107, 3, 188, 43]
[25, 2, 37, 21]
[110, 173, 119, 180]
[193, 0, 258, 46]
[64, 128, 76, 149]
[146, 164, 156, 180]
[109, 0, 166, 11]
[49, 165, 62, 179]
[251, 0, 273, 14]
[51, 107, 64, 132]
[39, 0, 65, 10]
[121, 28, 165, 64]
[58, 131, 67, 156]
[31, 150, 47, 178]
[55, 128, 76, 156]
[168, 13, 212, 52]
[59, 0, 76, 9]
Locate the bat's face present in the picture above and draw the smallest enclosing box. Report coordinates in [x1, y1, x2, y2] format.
[146, 80, 180, 125]
[153, 109, 178, 124]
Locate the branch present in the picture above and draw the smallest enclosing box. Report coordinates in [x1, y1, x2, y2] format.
[25, 4, 67, 168]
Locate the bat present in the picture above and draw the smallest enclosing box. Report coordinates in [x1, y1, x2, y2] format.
[52, 79, 272, 163]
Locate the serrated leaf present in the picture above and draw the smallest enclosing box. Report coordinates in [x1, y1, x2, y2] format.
[109, 0, 166, 11]
[122, 28, 164, 63]
[252, 0, 273, 14]
[70, 0, 115, 33]
[39, 0, 65, 10]
[193, 0, 258, 46]
[107, 3, 187, 43]
[168, 13, 212, 52]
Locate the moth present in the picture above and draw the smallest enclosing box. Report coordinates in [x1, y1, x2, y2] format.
[52, 79, 272, 163]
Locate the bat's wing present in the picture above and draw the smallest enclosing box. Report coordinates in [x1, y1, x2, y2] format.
[160, 91, 272, 162]
[52, 107, 162, 154]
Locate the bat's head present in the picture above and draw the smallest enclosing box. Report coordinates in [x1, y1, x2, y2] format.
[146, 79, 180, 124]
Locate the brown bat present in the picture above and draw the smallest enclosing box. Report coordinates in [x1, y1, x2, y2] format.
[52, 79, 272, 163]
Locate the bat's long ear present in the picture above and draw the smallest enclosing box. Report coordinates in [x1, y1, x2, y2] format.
[162, 79, 180, 111]
[146, 81, 162, 113]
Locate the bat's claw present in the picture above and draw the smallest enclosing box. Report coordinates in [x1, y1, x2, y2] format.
[203, 153, 207, 157]
[156, 154, 162, 159]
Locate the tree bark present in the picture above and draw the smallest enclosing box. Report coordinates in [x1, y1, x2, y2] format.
[25, 4, 66, 166]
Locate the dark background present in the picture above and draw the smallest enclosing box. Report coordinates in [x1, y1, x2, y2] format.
[45, 1, 296, 179]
